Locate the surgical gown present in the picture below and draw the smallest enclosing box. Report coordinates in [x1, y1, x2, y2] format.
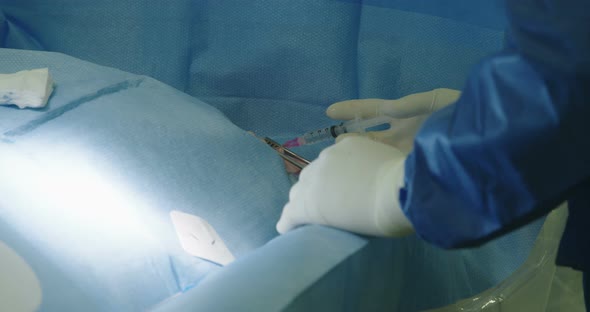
[402, 0, 590, 299]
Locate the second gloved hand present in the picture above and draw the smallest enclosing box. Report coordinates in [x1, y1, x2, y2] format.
[276, 136, 414, 237]
[327, 88, 460, 154]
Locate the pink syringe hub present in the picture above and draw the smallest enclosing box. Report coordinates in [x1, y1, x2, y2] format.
[283, 137, 305, 148]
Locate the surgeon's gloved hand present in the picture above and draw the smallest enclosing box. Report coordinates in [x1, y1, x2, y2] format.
[327, 88, 460, 154]
[276, 136, 414, 237]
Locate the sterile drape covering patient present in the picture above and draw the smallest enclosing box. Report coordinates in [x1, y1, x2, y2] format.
[0, 49, 548, 312]
[0, 49, 292, 311]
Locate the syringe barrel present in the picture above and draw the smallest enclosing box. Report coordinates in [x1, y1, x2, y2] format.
[300, 126, 337, 144]
[342, 116, 392, 133]
[298, 116, 390, 145]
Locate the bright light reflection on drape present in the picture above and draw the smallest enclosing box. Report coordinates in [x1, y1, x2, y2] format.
[0, 143, 159, 259]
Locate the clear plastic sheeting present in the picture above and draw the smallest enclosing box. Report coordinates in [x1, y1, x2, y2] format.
[426, 205, 586, 312]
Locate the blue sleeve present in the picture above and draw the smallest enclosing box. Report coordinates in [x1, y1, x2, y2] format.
[402, 0, 590, 248]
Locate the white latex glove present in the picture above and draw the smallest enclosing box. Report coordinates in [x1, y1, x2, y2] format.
[276, 136, 414, 237]
[327, 88, 460, 154]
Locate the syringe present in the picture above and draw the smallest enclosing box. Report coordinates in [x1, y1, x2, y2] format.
[284, 115, 391, 147]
